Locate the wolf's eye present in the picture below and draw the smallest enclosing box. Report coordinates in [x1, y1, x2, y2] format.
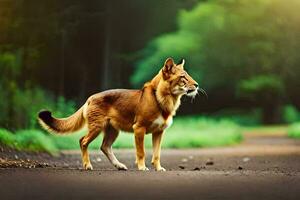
[179, 78, 186, 86]
[181, 75, 188, 81]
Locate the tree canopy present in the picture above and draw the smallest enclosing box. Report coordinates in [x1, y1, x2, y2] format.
[133, 0, 300, 90]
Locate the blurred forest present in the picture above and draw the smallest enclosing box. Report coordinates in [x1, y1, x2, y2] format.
[1, 0, 300, 131]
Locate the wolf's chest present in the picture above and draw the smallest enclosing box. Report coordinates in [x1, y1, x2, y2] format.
[149, 115, 173, 132]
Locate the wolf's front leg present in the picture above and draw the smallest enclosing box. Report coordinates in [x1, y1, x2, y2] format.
[151, 131, 166, 171]
[133, 125, 148, 171]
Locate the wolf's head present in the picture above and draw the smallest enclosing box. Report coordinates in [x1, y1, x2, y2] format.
[159, 57, 199, 97]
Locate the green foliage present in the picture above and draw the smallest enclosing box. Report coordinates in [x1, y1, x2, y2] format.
[0, 128, 16, 148]
[0, 48, 75, 130]
[283, 105, 300, 124]
[212, 108, 262, 126]
[0, 128, 58, 154]
[287, 123, 300, 139]
[55, 97, 76, 118]
[49, 116, 243, 149]
[132, 0, 300, 123]
[0, 50, 22, 80]
[0, 50, 22, 128]
[49, 131, 103, 150]
[163, 117, 242, 148]
[12, 88, 55, 129]
[131, 31, 199, 85]
[237, 75, 284, 100]
[0, 86, 76, 130]
[1, 116, 243, 151]
[132, 0, 300, 124]
[14, 130, 58, 153]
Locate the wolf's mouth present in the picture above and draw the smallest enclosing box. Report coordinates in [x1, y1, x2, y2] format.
[186, 89, 198, 97]
[187, 89, 196, 94]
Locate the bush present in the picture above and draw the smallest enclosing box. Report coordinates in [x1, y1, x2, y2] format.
[0, 128, 16, 148]
[163, 117, 243, 148]
[14, 129, 58, 153]
[283, 105, 300, 124]
[0, 49, 76, 130]
[287, 123, 300, 139]
[0, 128, 58, 154]
[237, 75, 284, 100]
[211, 108, 262, 126]
[0, 87, 76, 130]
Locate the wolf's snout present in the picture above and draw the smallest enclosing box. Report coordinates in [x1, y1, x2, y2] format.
[187, 89, 196, 94]
[187, 83, 198, 93]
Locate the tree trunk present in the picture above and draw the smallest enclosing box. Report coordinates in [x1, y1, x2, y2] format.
[262, 101, 282, 124]
[101, 0, 111, 91]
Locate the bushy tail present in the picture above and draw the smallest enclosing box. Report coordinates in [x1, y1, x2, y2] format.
[38, 105, 86, 134]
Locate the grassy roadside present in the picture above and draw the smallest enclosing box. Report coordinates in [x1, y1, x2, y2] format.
[2, 117, 299, 154]
[287, 123, 300, 139]
[49, 117, 243, 149]
[0, 117, 243, 153]
[0, 128, 58, 154]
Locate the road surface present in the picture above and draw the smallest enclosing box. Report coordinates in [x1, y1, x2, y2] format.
[0, 131, 300, 200]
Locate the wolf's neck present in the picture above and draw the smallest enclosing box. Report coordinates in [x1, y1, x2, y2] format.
[149, 71, 182, 116]
[155, 85, 182, 117]
[156, 92, 181, 116]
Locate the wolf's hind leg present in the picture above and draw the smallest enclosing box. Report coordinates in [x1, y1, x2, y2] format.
[79, 127, 100, 170]
[101, 126, 128, 170]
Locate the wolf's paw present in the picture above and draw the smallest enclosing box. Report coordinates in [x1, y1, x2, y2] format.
[138, 166, 149, 171]
[155, 166, 166, 171]
[115, 162, 128, 171]
[84, 163, 93, 170]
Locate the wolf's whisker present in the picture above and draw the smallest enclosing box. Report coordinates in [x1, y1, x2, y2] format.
[198, 88, 208, 99]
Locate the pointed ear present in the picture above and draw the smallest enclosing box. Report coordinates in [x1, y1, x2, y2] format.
[164, 57, 175, 71]
[177, 58, 185, 69]
[162, 57, 175, 79]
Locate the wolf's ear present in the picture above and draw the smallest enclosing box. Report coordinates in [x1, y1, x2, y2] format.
[177, 58, 185, 69]
[162, 57, 175, 79]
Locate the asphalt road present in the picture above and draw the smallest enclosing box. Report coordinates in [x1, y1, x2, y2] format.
[0, 132, 300, 200]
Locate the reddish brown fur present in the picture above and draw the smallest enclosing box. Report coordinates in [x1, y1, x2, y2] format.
[38, 57, 198, 171]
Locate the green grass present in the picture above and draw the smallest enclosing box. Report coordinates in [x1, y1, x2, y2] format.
[287, 122, 300, 139]
[49, 116, 243, 149]
[49, 131, 103, 150]
[162, 117, 243, 148]
[3, 110, 300, 153]
[0, 128, 58, 154]
[0, 116, 244, 152]
[0, 128, 16, 148]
